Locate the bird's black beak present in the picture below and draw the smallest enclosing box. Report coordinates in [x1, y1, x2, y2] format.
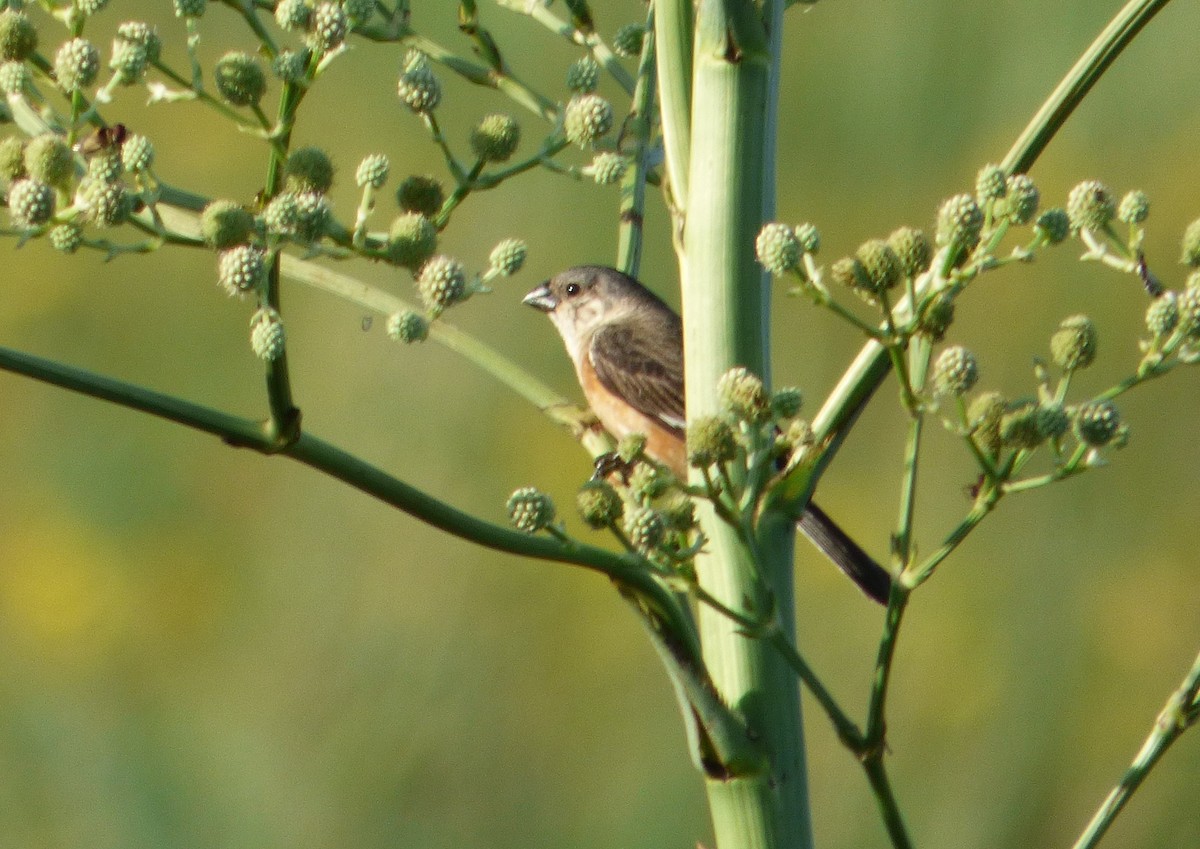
[522, 283, 557, 312]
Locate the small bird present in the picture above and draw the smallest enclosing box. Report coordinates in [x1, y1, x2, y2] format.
[524, 265, 892, 604]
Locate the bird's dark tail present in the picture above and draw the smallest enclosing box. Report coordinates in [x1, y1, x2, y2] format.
[797, 503, 892, 605]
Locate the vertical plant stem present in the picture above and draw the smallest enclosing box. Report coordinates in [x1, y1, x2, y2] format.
[653, 0, 693, 209]
[615, 4, 657, 278]
[682, 2, 809, 846]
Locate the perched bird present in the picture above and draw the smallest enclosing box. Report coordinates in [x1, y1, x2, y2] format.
[524, 265, 891, 604]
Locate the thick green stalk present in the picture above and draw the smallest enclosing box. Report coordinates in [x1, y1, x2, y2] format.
[682, 2, 809, 846]
[654, 0, 693, 208]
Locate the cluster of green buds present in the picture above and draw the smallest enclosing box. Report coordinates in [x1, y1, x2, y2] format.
[687, 368, 812, 512]
[1136, 223, 1200, 369]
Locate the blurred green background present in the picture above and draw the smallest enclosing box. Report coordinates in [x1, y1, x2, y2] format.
[0, 1, 1197, 848]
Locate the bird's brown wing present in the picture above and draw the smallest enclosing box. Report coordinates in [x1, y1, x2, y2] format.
[588, 321, 686, 437]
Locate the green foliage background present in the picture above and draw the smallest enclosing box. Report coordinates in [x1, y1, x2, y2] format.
[0, 1, 1197, 847]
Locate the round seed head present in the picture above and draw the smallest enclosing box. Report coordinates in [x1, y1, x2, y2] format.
[968, 391, 1006, 452]
[975, 163, 1006, 203]
[355, 154, 390, 189]
[386, 212, 437, 269]
[310, 2, 349, 53]
[1034, 208, 1071, 245]
[213, 51, 266, 106]
[936, 194, 984, 263]
[564, 93, 613, 147]
[78, 178, 130, 226]
[1066, 180, 1115, 232]
[250, 307, 286, 362]
[587, 152, 627, 185]
[386, 310, 428, 344]
[7, 178, 54, 227]
[566, 56, 600, 93]
[489, 238, 527, 276]
[687, 415, 737, 467]
[931, 345, 979, 397]
[999, 398, 1044, 449]
[507, 487, 555, 533]
[1118, 190, 1149, 225]
[1145, 291, 1179, 338]
[49, 222, 83, 253]
[201, 199, 255, 249]
[1050, 314, 1098, 371]
[0, 60, 29, 95]
[121, 134, 154, 173]
[469, 113, 520, 163]
[612, 22, 645, 57]
[24, 134, 73, 187]
[855, 238, 903, 293]
[285, 146, 334, 195]
[576, 479, 623, 529]
[0, 10, 37, 62]
[755, 222, 801, 275]
[274, 0, 311, 31]
[396, 175, 444, 216]
[624, 505, 665, 554]
[1075, 400, 1121, 447]
[217, 245, 266, 297]
[417, 255, 468, 314]
[55, 38, 100, 92]
[397, 50, 441, 113]
[888, 226, 931, 277]
[1003, 174, 1040, 225]
[718, 367, 770, 425]
[291, 191, 331, 243]
[272, 49, 310, 83]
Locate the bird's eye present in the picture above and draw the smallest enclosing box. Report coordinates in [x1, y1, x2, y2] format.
[565, 282, 581, 296]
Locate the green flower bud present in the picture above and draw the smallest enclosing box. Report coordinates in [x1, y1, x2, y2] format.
[975, 163, 1006, 203]
[1074, 400, 1121, 447]
[936, 194, 984, 263]
[830, 256, 871, 292]
[1181, 219, 1200, 267]
[1050, 314, 1098, 371]
[86, 150, 122, 184]
[968, 391, 1006, 452]
[1118, 190, 1149, 225]
[617, 433, 646, 464]
[718, 367, 770, 425]
[250, 307, 286, 362]
[396, 175, 444, 216]
[310, 2, 348, 53]
[469, 113, 520, 163]
[274, 0, 310, 31]
[856, 238, 903, 292]
[0, 60, 29, 95]
[116, 21, 162, 65]
[612, 22, 645, 57]
[931, 345, 979, 396]
[49, 222, 83, 253]
[55, 38, 100, 92]
[624, 505, 665, 553]
[1003, 174, 1040, 225]
[586, 152, 627, 185]
[7, 178, 53, 227]
[417, 255, 467, 314]
[630, 462, 674, 501]
[919, 293, 955, 341]
[0, 10, 37, 62]
[1066, 180, 1115, 231]
[507, 487, 555, 533]
[24, 134, 73, 187]
[216, 245, 265, 297]
[576, 479, 623, 529]
[355, 154, 390, 189]
[386, 309, 428, 344]
[686, 415, 737, 467]
[174, 0, 206, 18]
[1034, 208, 1071, 245]
[0, 135, 25, 182]
[262, 192, 299, 237]
[794, 222, 820, 255]
[343, 0, 374, 24]
[659, 493, 696, 532]
[397, 50, 441, 113]
[566, 56, 600, 93]
[755, 222, 801, 275]
[386, 212, 437, 269]
[291, 191, 330, 243]
[200, 199, 255, 248]
[1036, 402, 1069, 441]
[110, 22, 158, 84]
[272, 49, 310, 83]
[285, 146, 334, 195]
[564, 93, 613, 147]
[888, 226, 932, 277]
[1178, 288, 1200, 338]
[214, 51, 266, 106]
[1145, 291, 1179, 338]
[489, 238, 527, 276]
[121, 134, 154, 173]
[999, 398, 1044, 449]
[771, 387, 804, 420]
[78, 179, 130, 227]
